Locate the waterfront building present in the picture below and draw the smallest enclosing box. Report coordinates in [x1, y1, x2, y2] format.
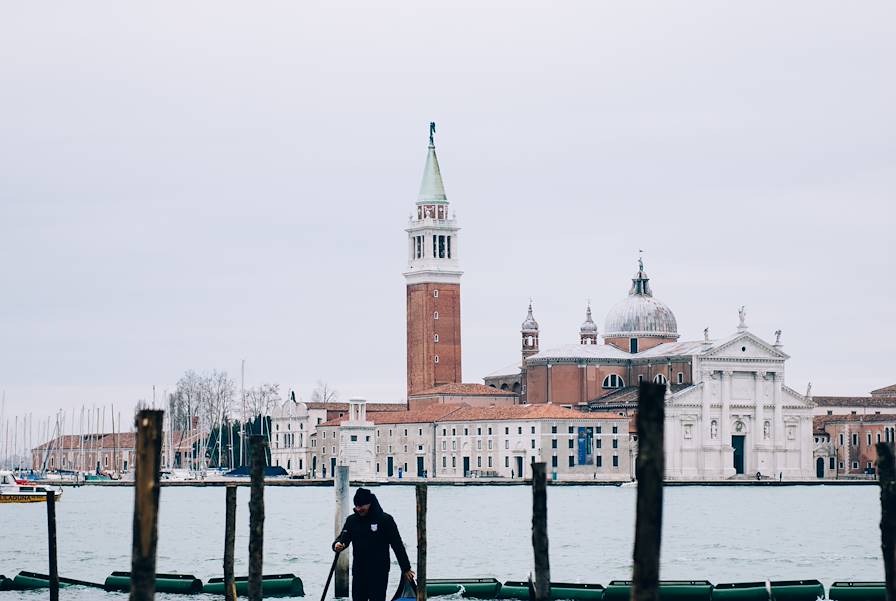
[813, 413, 896, 478]
[269, 398, 328, 475]
[485, 263, 816, 480]
[31, 431, 197, 474]
[311, 399, 631, 481]
[812, 384, 896, 416]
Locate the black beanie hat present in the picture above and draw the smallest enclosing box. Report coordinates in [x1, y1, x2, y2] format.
[354, 487, 374, 506]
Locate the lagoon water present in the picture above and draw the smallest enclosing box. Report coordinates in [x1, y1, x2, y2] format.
[0, 485, 883, 600]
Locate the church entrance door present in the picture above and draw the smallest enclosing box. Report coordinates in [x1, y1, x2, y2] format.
[816, 457, 825, 479]
[732, 435, 745, 474]
[417, 457, 425, 477]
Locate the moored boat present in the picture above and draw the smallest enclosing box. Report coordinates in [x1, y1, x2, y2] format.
[0, 471, 62, 503]
[426, 578, 503, 598]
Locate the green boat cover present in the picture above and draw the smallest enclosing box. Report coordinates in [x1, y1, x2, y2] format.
[829, 582, 884, 601]
[712, 582, 771, 601]
[498, 580, 604, 600]
[11, 571, 104, 590]
[769, 580, 825, 601]
[604, 580, 713, 601]
[104, 571, 203, 594]
[203, 573, 305, 597]
[426, 578, 503, 598]
[0, 576, 11, 591]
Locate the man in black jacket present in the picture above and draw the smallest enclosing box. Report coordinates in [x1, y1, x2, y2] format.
[333, 488, 414, 601]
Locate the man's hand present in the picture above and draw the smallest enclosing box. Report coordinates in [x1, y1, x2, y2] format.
[334, 543, 346, 552]
[404, 570, 415, 582]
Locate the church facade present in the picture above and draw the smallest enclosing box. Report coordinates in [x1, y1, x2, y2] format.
[485, 264, 816, 480]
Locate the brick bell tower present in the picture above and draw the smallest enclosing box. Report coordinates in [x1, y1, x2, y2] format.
[405, 123, 462, 397]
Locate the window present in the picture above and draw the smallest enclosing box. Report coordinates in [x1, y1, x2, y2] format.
[433, 311, 439, 320]
[568, 426, 575, 434]
[464, 428, 469, 435]
[477, 456, 482, 467]
[442, 457, 446, 468]
[638, 375, 644, 384]
[531, 426, 536, 434]
[404, 429, 408, 436]
[504, 440, 509, 449]
[531, 439, 536, 449]
[612, 455, 619, 468]
[452, 428, 456, 435]
[447, 236, 452, 258]
[596, 455, 603, 468]
[434, 355, 440, 364]
[434, 334, 439, 343]
[488, 440, 493, 450]
[612, 438, 618, 449]
[827, 410, 833, 416]
[596, 426, 602, 434]
[441, 441, 447, 450]
[442, 428, 446, 436]
[518, 427, 523, 434]
[677, 372, 684, 384]
[602, 374, 625, 389]
[654, 374, 667, 384]
[839, 462, 844, 469]
[505, 456, 509, 467]
[568, 456, 575, 467]
[477, 427, 482, 435]
[596, 439, 602, 449]
[612, 425, 618, 434]
[488, 427, 492, 435]
[451, 457, 456, 468]
[419, 428, 423, 436]
[433, 289, 439, 298]
[505, 427, 510, 435]
[830, 457, 835, 469]
[852, 461, 859, 469]
[551, 439, 558, 449]
[868, 433, 873, 446]
[452, 441, 456, 450]
[878, 433, 882, 443]
[630, 338, 638, 353]
[567, 438, 574, 449]
[350, 435, 357, 442]
[852, 433, 859, 446]
[477, 440, 482, 450]
[551, 425, 557, 434]
[551, 455, 558, 468]
[488, 456, 493, 468]
[839, 434, 844, 446]
[404, 445, 408, 452]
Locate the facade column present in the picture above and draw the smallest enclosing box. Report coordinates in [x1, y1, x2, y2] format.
[720, 370, 733, 477]
[755, 371, 765, 446]
[772, 371, 783, 476]
[700, 369, 712, 477]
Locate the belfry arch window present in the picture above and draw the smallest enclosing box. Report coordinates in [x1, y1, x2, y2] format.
[602, 374, 625, 389]
[433, 311, 439, 320]
[654, 374, 668, 385]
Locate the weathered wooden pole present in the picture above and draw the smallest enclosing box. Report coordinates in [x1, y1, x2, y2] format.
[46, 490, 59, 601]
[531, 461, 550, 601]
[248, 435, 266, 601]
[224, 485, 237, 601]
[877, 442, 896, 601]
[631, 383, 666, 601]
[334, 465, 350, 598]
[131, 409, 163, 601]
[416, 483, 428, 601]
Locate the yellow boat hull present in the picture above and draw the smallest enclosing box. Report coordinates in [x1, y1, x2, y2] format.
[0, 492, 63, 504]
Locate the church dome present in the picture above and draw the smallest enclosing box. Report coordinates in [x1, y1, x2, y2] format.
[521, 301, 539, 333]
[603, 264, 678, 339]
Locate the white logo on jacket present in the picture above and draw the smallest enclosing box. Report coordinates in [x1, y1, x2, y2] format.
[370, 523, 378, 532]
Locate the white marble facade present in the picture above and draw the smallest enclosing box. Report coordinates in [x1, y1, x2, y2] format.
[665, 330, 815, 480]
[336, 399, 377, 479]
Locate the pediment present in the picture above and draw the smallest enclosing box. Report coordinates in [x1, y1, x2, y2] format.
[701, 332, 789, 361]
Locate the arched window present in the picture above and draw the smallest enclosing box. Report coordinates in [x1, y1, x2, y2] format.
[677, 372, 684, 384]
[654, 374, 668, 384]
[433, 311, 439, 320]
[602, 374, 625, 389]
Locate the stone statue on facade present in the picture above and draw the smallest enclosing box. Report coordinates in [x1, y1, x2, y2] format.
[774, 329, 782, 345]
[704, 327, 710, 342]
[738, 305, 747, 328]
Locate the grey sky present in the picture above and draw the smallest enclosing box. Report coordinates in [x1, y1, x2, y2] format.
[1, 2, 894, 424]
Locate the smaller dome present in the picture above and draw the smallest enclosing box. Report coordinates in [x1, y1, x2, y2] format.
[521, 301, 539, 333]
[580, 304, 598, 334]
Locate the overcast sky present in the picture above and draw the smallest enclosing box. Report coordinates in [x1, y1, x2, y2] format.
[1, 2, 894, 429]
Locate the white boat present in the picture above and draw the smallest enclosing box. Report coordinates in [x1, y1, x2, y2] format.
[0, 470, 63, 503]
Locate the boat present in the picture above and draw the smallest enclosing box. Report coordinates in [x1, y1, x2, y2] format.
[498, 581, 604, 600]
[0, 471, 62, 503]
[829, 581, 885, 601]
[604, 580, 713, 601]
[203, 573, 304, 597]
[426, 578, 503, 598]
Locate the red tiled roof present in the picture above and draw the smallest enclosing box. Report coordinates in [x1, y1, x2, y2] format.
[813, 414, 896, 429]
[411, 383, 518, 397]
[306, 402, 407, 412]
[318, 404, 468, 427]
[813, 396, 896, 408]
[33, 432, 196, 451]
[872, 384, 896, 395]
[438, 404, 624, 422]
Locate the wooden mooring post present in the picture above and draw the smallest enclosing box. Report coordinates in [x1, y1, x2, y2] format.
[131, 409, 163, 601]
[224, 485, 237, 601]
[876, 442, 896, 601]
[46, 489, 59, 601]
[334, 465, 350, 598]
[531, 461, 550, 601]
[416, 483, 427, 601]
[248, 435, 266, 601]
[631, 383, 666, 601]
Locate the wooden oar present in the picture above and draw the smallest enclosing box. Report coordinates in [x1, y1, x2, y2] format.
[320, 551, 341, 601]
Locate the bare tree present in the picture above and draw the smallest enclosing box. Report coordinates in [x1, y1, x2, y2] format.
[245, 383, 282, 418]
[200, 370, 236, 432]
[170, 370, 203, 431]
[310, 380, 338, 404]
